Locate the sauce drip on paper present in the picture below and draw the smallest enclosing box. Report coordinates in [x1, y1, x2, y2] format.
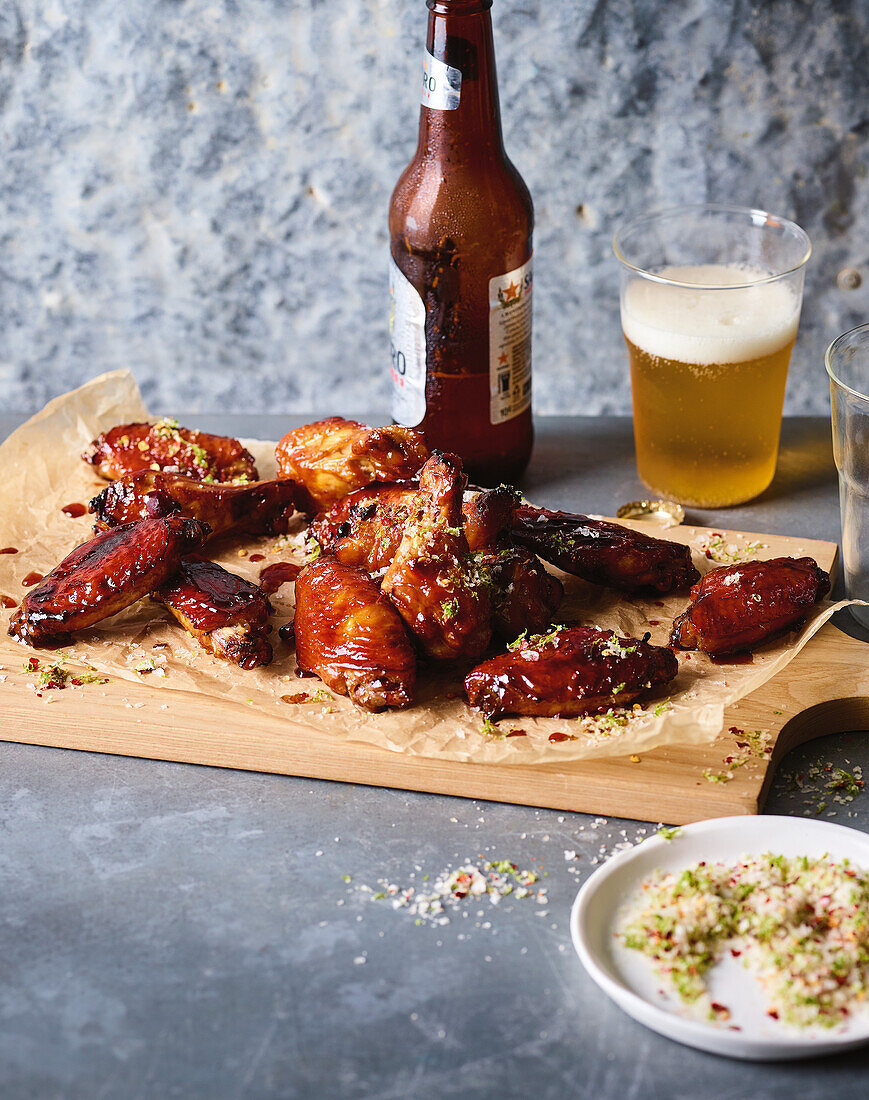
[260, 561, 301, 595]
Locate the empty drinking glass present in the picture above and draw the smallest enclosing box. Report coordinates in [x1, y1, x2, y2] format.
[826, 324, 869, 628]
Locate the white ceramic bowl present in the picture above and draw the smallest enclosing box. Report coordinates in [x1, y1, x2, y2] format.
[570, 814, 869, 1061]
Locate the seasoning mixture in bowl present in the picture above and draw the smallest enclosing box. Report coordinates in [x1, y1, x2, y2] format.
[619, 853, 869, 1028]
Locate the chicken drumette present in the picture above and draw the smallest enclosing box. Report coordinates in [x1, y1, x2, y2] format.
[83, 420, 258, 482]
[90, 472, 297, 540]
[670, 556, 830, 657]
[475, 547, 564, 639]
[461, 485, 520, 551]
[276, 416, 429, 513]
[294, 557, 416, 710]
[309, 482, 417, 571]
[9, 516, 209, 647]
[312, 479, 561, 641]
[512, 505, 699, 594]
[310, 483, 519, 570]
[154, 558, 274, 669]
[465, 626, 678, 718]
[381, 452, 492, 661]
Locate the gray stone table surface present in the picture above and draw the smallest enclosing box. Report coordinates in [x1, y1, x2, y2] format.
[0, 413, 867, 1100]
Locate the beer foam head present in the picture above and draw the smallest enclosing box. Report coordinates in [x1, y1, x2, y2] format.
[622, 263, 801, 365]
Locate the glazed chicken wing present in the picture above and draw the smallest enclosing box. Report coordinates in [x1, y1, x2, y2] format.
[275, 416, 429, 513]
[310, 482, 519, 573]
[90, 472, 296, 540]
[309, 482, 417, 571]
[83, 420, 258, 482]
[476, 547, 564, 639]
[381, 452, 492, 661]
[670, 556, 830, 657]
[465, 626, 678, 718]
[154, 558, 273, 669]
[462, 485, 519, 552]
[8, 516, 209, 647]
[512, 505, 699, 594]
[294, 557, 415, 711]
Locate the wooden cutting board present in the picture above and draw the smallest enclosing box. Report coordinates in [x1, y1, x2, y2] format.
[1, 525, 866, 825]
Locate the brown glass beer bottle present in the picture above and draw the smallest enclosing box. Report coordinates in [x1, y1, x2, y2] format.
[389, 0, 534, 484]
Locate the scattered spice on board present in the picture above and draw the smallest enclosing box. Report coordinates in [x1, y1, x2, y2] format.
[480, 718, 527, 740]
[272, 526, 311, 556]
[281, 688, 332, 705]
[21, 656, 108, 695]
[619, 852, 869, 1028]
[129, 653, 167, 677]
[702, 727, 772, 784]
[480, 699, 673, 746]
[696, 532, 767, 564]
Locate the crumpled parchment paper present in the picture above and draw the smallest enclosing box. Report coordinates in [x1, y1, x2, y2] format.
[0, 371, 858, 765]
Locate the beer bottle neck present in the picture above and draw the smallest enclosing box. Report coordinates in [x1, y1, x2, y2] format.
[418, 0, 505, 162]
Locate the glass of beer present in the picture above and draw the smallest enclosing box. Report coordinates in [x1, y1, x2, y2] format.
[614, 204, 811, 507]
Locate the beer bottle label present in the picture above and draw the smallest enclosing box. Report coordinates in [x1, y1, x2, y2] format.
[421, 49, 462, 111]
[489, 257, 533, 424]
[389, 256, 427, 427]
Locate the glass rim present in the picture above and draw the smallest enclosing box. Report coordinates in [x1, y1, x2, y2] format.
[825, 323, 869, 403]
[612, 202, 812, 290]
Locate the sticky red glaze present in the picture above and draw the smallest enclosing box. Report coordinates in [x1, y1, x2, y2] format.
[670, 557, 831, 657]
[294, 557, 415, 711]
[476, 546, 563, 639]
[156, 559, 269, 633]
[83, 422, 258, 482]
[465, 626, 679, 719]
[154, 558, 273, 670]
[512, 504, 699, 594]
[1, 595, 17, 608]
[260, 561, 301, 595]
[8, 516, 208, 647]
[22, 572, 44, 587]
[310, 482, 519, 573]
[275, 417, 429, 513]
[61, 502, 87, 518]
[249, 553, 265, 563]
[309, 482, 417, 570]
[90, 472, 296, 540]
[381, 452, 493, 662]
[0, 547, 19, 555]
[548, 732, 574, 743]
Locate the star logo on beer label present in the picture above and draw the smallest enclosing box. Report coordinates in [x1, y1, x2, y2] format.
[503, 280, 521, 302]
[498, 352, 509, 366]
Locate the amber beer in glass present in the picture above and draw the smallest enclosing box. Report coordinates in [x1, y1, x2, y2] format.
[614, 205, 811, 507]
[389, 0, 534, 483]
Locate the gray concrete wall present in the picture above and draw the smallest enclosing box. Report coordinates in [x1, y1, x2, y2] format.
[1, 0, 867, 416]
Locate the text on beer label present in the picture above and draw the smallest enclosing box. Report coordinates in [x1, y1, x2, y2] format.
[389, 256, 427, 427]
[489, 257, 533, 426]
[421, 50, 462, 111]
